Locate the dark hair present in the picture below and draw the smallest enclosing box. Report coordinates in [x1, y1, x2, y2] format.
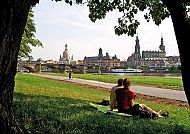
[123, 78, 131, 88]
[117, 78, 123, 86]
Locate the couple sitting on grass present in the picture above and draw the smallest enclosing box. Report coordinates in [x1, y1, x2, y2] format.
[110, 78, 169, 118]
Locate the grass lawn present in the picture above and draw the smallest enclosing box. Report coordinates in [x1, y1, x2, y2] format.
[41, 72, 183, 91]
[14, 73, 190, 133]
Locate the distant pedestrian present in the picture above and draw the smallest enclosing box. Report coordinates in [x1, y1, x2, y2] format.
[68, 71, 72, 80]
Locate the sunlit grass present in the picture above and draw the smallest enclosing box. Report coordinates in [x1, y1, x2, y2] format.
[14, 73, 189, 133]
[42, 72, 183, 90]
[15, 74, 107, 102]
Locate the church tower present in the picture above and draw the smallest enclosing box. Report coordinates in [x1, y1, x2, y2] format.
[135, 35, 140, 54]
[98, 47, 103, 59]
[159, 35, 166, 53]
[133, 35, 141, 68]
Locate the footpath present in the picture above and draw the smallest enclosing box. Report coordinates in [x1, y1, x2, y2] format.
[29, 73, 187, 102]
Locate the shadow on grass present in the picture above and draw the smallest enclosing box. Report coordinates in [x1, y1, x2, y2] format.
[13, 92, 190, 134]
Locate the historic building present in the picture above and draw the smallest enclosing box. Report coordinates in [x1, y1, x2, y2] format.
[83, 48, 120, 69]
[127, 35, 180, 70]
[127, 36, 142, 68]
[58, 44, 74, 64]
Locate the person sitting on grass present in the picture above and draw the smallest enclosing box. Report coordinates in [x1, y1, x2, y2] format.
[115, 78, 167, 118]
[110, 78, 124, 111]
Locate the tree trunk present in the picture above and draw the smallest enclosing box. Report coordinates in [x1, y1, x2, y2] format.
[0, 0, 30, 132]
[163, 0, 190, 106]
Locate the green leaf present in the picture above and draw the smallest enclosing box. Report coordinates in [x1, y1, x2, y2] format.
[19, 8, 43, 60]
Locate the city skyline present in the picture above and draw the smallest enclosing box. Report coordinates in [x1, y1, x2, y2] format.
[31, 1, 179, 61]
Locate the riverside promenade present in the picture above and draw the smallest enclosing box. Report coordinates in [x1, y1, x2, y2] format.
[29, 73, 187, 102]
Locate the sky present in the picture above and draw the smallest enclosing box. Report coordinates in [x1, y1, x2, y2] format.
[32, 1, 179, 61]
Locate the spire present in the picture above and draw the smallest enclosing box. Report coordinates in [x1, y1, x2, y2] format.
[99, 47, 102, 54]
[106, 51, 109, 58]
[98, 47, 103, 58]
[71, 55, 73, 60]
[161, 34, 163, 46]
[159, 34, 165, 52]
[65, 44, 68, 51]
[135, 34, 140, 54]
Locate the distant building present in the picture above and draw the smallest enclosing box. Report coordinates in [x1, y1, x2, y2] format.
[58, 44, 74, 64]
[127, 35, 142, 68]
[83, 48, 120, 69]
[119, 60, 127, 68]
[44, 59, 57, 64]
[127, 35, 180, 70]
[77, 60, 84, 65]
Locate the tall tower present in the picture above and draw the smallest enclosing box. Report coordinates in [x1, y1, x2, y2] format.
[159, 35, 166, 53]
[133, 35, 141, 68]
[135, 35, 140, 54]
[98, 47, 103, 58]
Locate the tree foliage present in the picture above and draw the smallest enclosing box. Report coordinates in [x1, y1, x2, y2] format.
[55, 0, 190, 37]
[18, 8, 42, 60]
[88, 0, 170, 36]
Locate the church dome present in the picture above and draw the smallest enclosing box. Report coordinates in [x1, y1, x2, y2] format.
[62, 44, 71, 61]
[63, 49, 70, 60]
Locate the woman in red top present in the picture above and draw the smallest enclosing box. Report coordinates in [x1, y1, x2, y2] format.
[115, 78, 162, 117]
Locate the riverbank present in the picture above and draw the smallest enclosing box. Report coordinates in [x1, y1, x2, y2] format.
[95, 72, 182, 78]
[28, 73, 187, 102]
[63, 79, 188, 108]
[39, 72, 183, 91]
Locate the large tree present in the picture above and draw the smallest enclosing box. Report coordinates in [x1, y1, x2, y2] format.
[0, 0, 190, 132]
[0, 0, 38, 132]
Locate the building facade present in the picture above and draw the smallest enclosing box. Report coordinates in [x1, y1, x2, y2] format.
[127, 35, 180, 70]
[58, 44, 74, 64]
[83, 48, 120, 70]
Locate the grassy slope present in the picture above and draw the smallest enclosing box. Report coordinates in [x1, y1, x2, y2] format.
[14, 73, 190, 133]
[42, 72, 183, 90]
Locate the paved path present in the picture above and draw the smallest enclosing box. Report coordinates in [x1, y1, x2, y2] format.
[29, 73, 187, 102]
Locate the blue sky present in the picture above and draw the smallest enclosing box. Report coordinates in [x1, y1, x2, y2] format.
[32, 1, 179, 61]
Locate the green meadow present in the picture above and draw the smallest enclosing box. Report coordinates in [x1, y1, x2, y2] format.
[42, 72, 183, 90]
[14, 73, 189, 133]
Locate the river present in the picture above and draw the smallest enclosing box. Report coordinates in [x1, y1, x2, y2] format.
[101, 72, 182, 78]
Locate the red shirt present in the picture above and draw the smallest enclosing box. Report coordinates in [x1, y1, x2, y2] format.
[115, 88, 135, 111]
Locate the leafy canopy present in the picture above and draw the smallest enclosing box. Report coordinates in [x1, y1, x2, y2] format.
[18, 8, 42, 60]
[53, 0, 190, 36]
[88, 0, 170, 36]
